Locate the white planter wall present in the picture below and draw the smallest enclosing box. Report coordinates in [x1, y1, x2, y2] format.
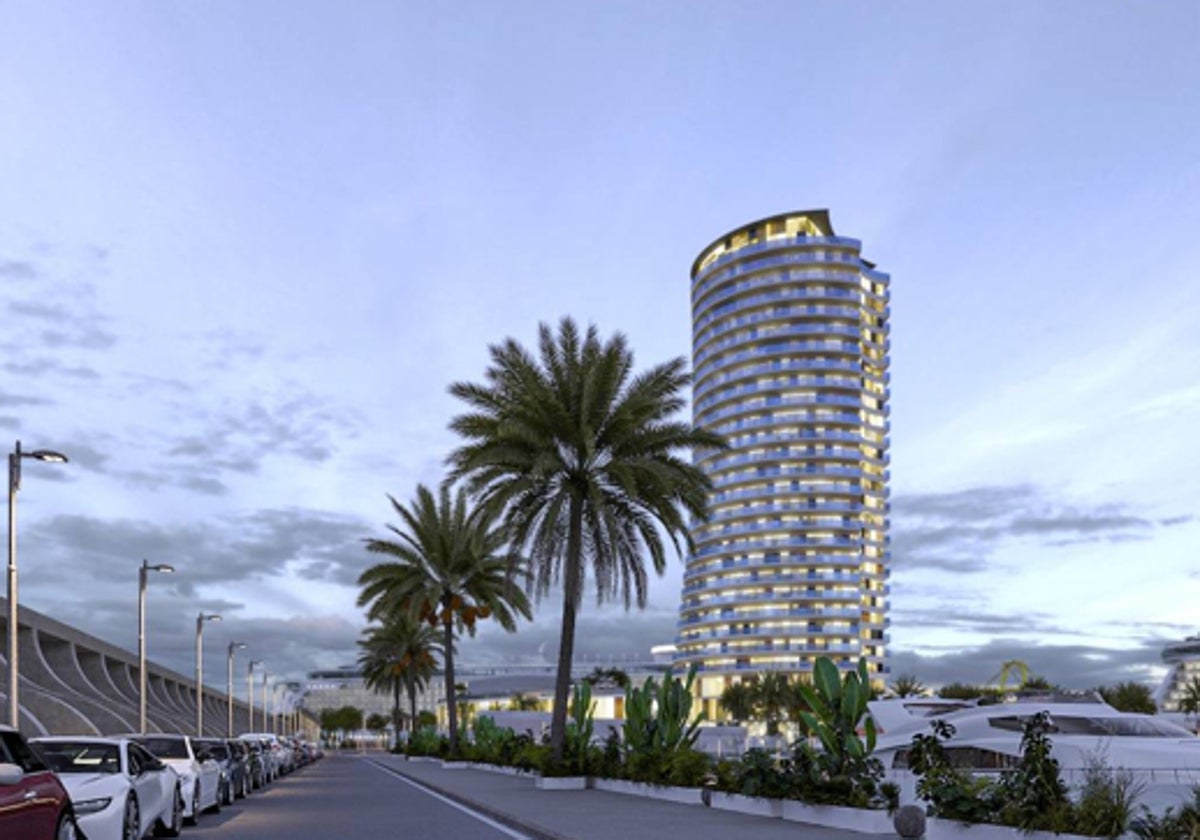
[782, 801, 896, 834]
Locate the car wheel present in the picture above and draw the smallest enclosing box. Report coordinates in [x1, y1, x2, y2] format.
[184, 788, 199, 826]
[123, 795, 140, 840]
[209, 782, 222, 814]
[155, 786, 184, 837]
[55, 811, 80, 840]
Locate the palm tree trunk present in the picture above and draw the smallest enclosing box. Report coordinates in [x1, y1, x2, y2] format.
[443, 602, 458, 753]
[549, 495, 584, 764]
[408, 680, 418, 735]
[392, 679, 401, 750]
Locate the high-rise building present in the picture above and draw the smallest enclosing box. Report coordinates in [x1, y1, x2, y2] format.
[674, 210, 890, 717]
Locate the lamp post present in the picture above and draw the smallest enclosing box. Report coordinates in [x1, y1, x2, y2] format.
[226, 641, 246, 737]
[193, 612, 221, 736]
[137, 559, 174, 733]
[262, 669, 270, 733]
[7, 440, 68, 727]
[247, 660, 262, 732]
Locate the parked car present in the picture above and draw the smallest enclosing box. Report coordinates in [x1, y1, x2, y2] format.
[31, 736, 184, 840]
[226, 739, 253, 798]
[0, 725, 82, 840]
[237, 738, 266, 790]
[237, 734, 280, 782]
[125, 734, 220, 825]
[193, 738, 245, 805]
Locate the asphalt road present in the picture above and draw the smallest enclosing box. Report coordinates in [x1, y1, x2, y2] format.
[182, 754, 530, 840]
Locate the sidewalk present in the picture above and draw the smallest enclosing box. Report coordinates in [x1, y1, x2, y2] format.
[366, 752, 879, 840]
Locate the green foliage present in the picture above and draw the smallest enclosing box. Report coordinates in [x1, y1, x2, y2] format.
[446, 317, 727, 762]
[358, 482, 533, 754]
[560, 680, 596, 776]
[1074, 758, 1144, 839]
[319, 705, 364, 734]
[906, 720, 998, 824]
[621, 667, 704, 783]
[937, 682, 998, 700]
[1130, 788, 1200, 840]
[889, 674, 926, 698]
[1098, 681, 1158, 714]
[416, 710, 437, 729]
[718, 680, 756, 724]
[365, 713, 390, 733]
[796, 658, 877, 775]
[994, 711, 1072, 831]
[728, 748, 790, 799]
[405, 726, 447, 757]
[1178, 678, 1200, 724]
[907, 713, 1142, 836]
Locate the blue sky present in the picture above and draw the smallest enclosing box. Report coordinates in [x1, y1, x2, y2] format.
[2, 1, 1198, 693]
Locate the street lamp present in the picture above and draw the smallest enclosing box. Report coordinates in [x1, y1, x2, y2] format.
[194, 612, 221, 736]
[227, 641, 246, 737]
[7, 440, 68, 727]
[137, 559, 174, 733]
[247, 659, 262, 731]
[262, 669, 270, 733]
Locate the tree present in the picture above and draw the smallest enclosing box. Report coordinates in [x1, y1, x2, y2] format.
[889, 674, 927, 698]
[358, 483, 532, 753]
[718, 680, 756, 724]
[365, 713, 390, 734]
[357, 613, 442, 744]
[1098, 680, 1157, 714]
[583, 666, 631, 690]
[508, 693, 541, 711]
[753, 673, 791, 736]
[1179, 677, 1200, 727]
[447, 317, 726, 763]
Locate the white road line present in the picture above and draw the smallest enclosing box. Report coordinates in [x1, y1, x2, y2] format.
[365, 758, 532, 840]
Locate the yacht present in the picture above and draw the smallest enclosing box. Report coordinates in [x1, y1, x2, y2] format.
[870, 694, 1200, 814]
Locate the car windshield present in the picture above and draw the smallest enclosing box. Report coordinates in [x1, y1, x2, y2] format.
[203, 743, 230, 760]
[36, 742, 121, 774]
[133, 737, 190, 759]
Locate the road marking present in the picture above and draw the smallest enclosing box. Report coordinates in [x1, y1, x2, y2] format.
[365, 758, 532, 839]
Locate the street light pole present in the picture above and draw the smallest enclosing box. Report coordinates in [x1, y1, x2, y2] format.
[194, 612, 221, 736]
[7, 440, 68, 727]
[137, 559, 174, 733]
[262, 669, 270, 733]
[247, 660, 261, 731]
[227, 641, 246, 737]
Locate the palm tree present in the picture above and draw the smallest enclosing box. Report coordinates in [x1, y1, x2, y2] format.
[718, 680, 756, 724]
[358, 483, 532, 753]
[448, 317, 726, 762]
[357, 613, 442, 745]
[1180, 677, 1200, 729]
[889, 674, 927, 698]
[753, 672, 791, 737]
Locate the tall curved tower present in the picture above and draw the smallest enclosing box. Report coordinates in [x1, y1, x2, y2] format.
[674, 210, 890, 716]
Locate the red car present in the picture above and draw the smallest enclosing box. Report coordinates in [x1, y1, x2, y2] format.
[0, 725, 82, 840]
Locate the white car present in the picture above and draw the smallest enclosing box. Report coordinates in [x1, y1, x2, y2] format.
[126, 734, 220, 826]
[32, 736, 184, 840]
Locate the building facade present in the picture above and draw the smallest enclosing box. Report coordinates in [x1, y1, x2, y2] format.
[1157, 636, 1200, 713]
[673, 211, 891, 718]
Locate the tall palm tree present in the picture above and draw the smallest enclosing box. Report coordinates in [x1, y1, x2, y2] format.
[889, 674, 927, 698]
[357, 614, 442, 745]
[358, 483, 532, 753]
[448, 317, 726, 762]
[1180, 677, 1200, 729]
[718, 680, 756, 724]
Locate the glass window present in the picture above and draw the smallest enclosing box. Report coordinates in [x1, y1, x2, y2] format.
[37, 742, 120, 774]
[2, 731, 48, 772]
[132, 736, 190, 759]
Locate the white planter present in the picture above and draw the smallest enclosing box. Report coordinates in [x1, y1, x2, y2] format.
[591, 778, 704, 805]
[441, 760, 470, 770]
[925, 817, 1095, 840]
[406, 755, 440, 763]
[708, 791, 783, 818]
[782, 801, 896, 834]
[468, 762, 531, 776]
[536, 775, 588, 790]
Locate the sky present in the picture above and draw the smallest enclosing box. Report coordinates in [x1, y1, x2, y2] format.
[2, 1, 1198, 699]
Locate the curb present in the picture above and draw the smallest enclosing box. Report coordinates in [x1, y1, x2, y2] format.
[366, 756, 572, 840]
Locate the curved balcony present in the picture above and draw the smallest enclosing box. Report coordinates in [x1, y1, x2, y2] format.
[694, 306, 864, 351]
[695, 348, 876, 387]
[695, 326, 864, 367]
[682, 570, 863, 594]
[696, 295, 866, 334]
[694, 360, 871, 401]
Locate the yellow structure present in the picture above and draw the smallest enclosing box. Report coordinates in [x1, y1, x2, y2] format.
[675, 211, 891, 720]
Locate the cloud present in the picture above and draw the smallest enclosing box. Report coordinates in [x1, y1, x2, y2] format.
[890, 484, 1188, 573]
[0, 259, 38, 280]
[886, 637, 1172, 690]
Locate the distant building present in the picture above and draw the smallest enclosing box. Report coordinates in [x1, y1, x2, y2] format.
[674, 210, 891, 720]
[1157, 636, 1200, 712]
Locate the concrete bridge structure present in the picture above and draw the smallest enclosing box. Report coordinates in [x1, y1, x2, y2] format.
[1, 599, 265, 736]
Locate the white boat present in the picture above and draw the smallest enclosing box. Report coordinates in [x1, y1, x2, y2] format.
[870, 694, 1200, 814]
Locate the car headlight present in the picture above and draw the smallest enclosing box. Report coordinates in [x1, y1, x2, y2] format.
[73, 797, 113, 815]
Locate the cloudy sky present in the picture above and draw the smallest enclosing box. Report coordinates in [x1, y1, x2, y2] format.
[2, 2, 1198, 698]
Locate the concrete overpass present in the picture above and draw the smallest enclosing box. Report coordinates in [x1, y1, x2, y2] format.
[0, 598, 282, 736]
